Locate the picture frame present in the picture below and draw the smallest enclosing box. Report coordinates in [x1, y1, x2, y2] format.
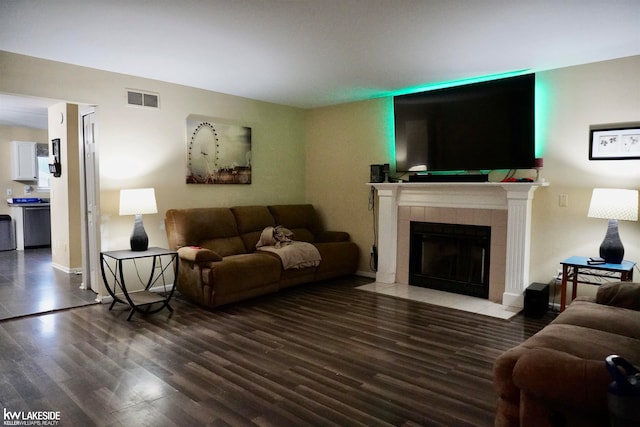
[49, 138, 62, 177]
[52, 138, 60, 158]
[185, 115, 252, 184]
[589, 126, 640, 160]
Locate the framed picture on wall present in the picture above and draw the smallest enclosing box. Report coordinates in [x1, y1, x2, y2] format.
[589, 126, 640, 160]
[185, 115, 252, 184]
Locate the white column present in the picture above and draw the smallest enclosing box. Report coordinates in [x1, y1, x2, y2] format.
[374, 185, 398, 283]
[501, 185, 539, 308]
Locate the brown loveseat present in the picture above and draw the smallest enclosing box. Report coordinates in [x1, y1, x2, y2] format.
[164, 204, 359, 308]
[494, 281, 640, 427]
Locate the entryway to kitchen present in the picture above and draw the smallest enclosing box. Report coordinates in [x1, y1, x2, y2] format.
[0, 96, 102, 320]
[0, 248, 97, 320]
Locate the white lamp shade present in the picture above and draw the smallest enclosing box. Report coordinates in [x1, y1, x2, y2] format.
[587, 188, 638, 221]
[119, 188, 158, 216]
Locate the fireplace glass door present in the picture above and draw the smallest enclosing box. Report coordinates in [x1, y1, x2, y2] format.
[410, 221, 490, 298]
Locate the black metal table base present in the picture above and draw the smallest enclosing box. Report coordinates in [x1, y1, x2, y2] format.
[100, 247, 179, 321]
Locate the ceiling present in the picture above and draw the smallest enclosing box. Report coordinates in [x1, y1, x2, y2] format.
[1, 0, 639, 129]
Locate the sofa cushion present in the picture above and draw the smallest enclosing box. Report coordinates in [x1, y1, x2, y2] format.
[165, 207, 246, 256]
[200, 236, 246, 258]
[596, 281, 640, 311]
[553, 298, 640, 339]
[268, 204, 322, 243]
[204, 253, 281, 294]
[516, 323, 640, 365]
[231, 206, 276, 251]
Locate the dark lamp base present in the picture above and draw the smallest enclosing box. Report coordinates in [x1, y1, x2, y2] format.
[130, 214, 149, 252]
[599, 219, 624, 264]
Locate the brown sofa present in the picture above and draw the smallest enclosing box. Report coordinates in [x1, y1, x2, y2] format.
[494, 281, 640, 427]
[164, 204, 359, 308]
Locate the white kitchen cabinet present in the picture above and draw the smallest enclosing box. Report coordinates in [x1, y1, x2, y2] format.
[11, 140, 38, 181]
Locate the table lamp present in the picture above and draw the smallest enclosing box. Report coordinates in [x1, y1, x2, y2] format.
[119, 188, 158, 251]
[587, 188, 638, 264]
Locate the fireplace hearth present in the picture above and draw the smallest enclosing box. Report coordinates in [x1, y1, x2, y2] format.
[410, 221, 490, 298]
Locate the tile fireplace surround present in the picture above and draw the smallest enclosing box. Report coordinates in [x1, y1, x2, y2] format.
[371, 181, 549, 308]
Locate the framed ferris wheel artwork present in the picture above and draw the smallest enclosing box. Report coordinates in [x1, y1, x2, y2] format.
[185, 114, 252, 184]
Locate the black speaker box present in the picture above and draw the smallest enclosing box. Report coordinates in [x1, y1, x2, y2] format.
[370, 164, 387, 183]
[524, 282, 549, 318]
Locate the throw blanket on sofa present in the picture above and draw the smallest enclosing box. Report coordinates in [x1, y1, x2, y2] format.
[256, 226, 321, 269]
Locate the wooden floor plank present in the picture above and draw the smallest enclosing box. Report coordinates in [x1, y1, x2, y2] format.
[0, 276, 554, 426]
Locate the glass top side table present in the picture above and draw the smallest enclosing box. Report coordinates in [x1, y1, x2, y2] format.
[100, 247, 179, 320]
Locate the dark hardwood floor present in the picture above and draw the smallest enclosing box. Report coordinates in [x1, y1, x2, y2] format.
[0, 275, 554, 426]
[0, 248, 97, 320]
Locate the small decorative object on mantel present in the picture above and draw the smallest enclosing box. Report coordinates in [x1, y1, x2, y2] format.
[589, 125, 640, 160]
[587, 188, 638, 264]
[185, 114, 252, 184]
[534, 157, 544, 182]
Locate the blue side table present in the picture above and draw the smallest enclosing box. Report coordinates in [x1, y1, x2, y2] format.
[560, 256, 636, 311]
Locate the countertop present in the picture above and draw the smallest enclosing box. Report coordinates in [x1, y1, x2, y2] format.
[8, 203, 51, 207]
[6, 198, 50, 207]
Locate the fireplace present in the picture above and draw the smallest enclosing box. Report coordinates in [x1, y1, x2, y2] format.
[371, 181, 547, 308]
[410, 221, 490, 298]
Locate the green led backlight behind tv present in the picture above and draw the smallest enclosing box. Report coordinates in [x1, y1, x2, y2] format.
[388, 69, 531, 98]
[534, 78, 549, 158]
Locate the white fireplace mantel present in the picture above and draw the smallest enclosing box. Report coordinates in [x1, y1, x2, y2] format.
[370, 181, 549, 308]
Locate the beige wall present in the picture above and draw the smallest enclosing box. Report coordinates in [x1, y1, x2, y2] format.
[0, 51, 306, 257]
[0, 125, 49, 216]
[530, 56, 640, 293]
[48, 103, 82, 271]
[305, 56, 640, 292]
[305, 98, 394, 274]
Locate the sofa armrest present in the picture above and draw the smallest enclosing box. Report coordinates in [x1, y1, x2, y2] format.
[316, 231, 350, 243]
[177, 246, 222, 265]
[513, 347, 610, 410]
[596, 282, 640, 311]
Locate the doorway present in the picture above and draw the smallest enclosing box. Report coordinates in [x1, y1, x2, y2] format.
[0, 96, 101, 318]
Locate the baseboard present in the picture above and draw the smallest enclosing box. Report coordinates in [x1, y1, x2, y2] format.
[502, 291, 524, 308]
[51, 262, 82, 275]
[356, 270, 376, 279]
[374, 271, 396, 284]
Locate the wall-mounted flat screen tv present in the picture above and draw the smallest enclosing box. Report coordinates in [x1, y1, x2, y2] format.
[394, 74, 535, 173]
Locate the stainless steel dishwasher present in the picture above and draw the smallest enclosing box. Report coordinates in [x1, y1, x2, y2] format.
[23, 206, 51, 247]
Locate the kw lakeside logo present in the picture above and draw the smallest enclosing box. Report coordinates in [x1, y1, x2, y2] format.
[3, 408, 60, 426]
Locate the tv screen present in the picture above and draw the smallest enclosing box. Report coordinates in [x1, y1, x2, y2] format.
[394, 74, 535, 173]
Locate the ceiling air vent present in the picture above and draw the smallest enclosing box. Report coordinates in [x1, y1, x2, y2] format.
[126, 89, 159, 109]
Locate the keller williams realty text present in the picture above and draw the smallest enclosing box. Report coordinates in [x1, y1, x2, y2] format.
[3, 408, 60, 426]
